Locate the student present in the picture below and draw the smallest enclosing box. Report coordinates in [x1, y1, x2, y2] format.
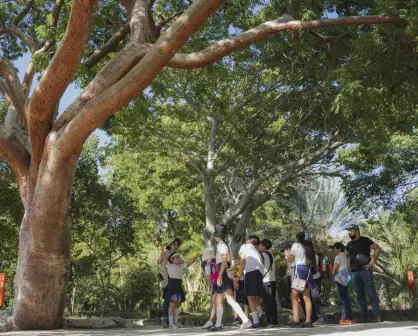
[210, 226, 252, 331]
[238, 235, 265, 328]
[201, 256, 218, 329]
[160, 246, 201, 329]
[330, 242, 353, 325]
[157, 237, 183, 328]
[260, 239, 279, 327]
[287, 232, 316, 328]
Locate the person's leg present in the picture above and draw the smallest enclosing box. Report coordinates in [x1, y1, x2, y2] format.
[362, 269, 381, 319]
[352, 271, 368, 321]
[247, 296, 260, 325]
[214, 293, 225, 328]
[340, 284, 353, 320]
[169, 301, 177, 327]
[336, 284, 347, 320]
[174, 302, 181, 326]
[302, 287, 313, 323]
[291, 289, 300, 322]
[269, 281, 278, 324]
[262, 282, 277, 325]
[163, 288, 170, 320]
[312, 278, 324, 322]
[225, 289, 250, 323]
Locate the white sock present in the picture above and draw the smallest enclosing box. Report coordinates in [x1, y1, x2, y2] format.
[174, 308, 180, 324]
[251, 311, 260, 325]
[215, 307, 224, 327]
[169, 316, 174, 326]
[226, 295, 249, 323]
[256, 305, 263, 318]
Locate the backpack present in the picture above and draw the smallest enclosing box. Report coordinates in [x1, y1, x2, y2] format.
[206, 259, 219, 282]
[262, 251, 274, 278]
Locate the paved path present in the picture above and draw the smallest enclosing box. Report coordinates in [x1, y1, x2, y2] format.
[2, 322, 418, 336]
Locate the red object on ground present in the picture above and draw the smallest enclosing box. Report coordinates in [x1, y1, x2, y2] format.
[0, 273, 6, 306]
[407, 270, 415, 291]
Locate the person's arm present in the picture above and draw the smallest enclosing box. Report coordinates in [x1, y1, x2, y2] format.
[332, 257, 340, 277]
[187, 253, 201, 267]
[160, 246, 169, 265]
[365, 242, 382, 270]
[287, 244, 297, 264]
[332, 263, 339, 277]
[217, 253, 228, 286]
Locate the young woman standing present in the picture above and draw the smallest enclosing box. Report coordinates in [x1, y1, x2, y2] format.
[287, 232, 316, 328]
[209, 226, 252, 331]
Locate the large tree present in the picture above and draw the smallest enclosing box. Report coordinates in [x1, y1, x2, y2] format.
[0, 0, 412, 330]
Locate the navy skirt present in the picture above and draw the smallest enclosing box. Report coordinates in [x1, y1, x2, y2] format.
[166, 278, 186, 302]
[294, 265, 315, 290]
[213, 263, 234, 294]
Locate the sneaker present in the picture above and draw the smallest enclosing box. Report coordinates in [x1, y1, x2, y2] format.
[252, 323, 260, 329]
[176, 322, 185, 328]
[287, 321, 303, 328]
[202, 320, 215, 329]
[169, 324, 179, 329]
[265, 323, 274, 328]
[240, 320, 253, 330]
[314, 318, 326, 326]
[232, 318, 241, 326]
[303, 321, 314, 328]
[340, 319, 353, 325]
[163, 319, 169, 329]
[371, 317, 382, 323]
[208, 325, 223, 332]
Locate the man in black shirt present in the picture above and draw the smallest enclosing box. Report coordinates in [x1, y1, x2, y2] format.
[345, 225, 382, 323]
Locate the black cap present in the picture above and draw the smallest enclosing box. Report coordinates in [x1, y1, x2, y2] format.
[329, 242, 346, 250]
[213, 224, 227, 239]
[345, 225, 360, 231]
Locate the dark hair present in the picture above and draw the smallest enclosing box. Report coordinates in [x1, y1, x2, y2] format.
[261, 238, 272, 250]
[166, 238, 181, 250]
[214, 225, 230, 250]
[248, 235, 261, 246]
[296, 232, 316, 271]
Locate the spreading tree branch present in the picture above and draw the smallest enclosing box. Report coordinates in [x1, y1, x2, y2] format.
[0, 56, 26, 126]
[166, 15, 407, 69]
[22, 0, 65, 97]
[26, 0, 97, 199]
[83, 24, 130, 69]
[0, 27, 37, 54]
[58, 0, 227, 154]
[0, 126, 30, 207]
[12, 0, 35, 26]
[130, 0, 148, 42]
[221, 139, 343, 224]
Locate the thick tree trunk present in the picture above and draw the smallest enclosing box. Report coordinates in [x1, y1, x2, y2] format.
[230, 208, 253, 256]
[10, 148, 79, 330]
[202, 116, 217, 256]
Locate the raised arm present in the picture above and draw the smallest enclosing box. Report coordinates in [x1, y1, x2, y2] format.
[160, 246, 169, 265]
[187, 253, 201, 267]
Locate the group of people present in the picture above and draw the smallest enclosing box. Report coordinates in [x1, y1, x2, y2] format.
[157, 224, 382, 331]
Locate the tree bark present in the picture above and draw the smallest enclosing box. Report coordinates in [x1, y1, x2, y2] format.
[202, 117, 217, 255]
[230, 208, 253, 256]
[10, 146, 79, 330]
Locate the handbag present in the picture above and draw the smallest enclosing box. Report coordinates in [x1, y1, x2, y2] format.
[292, 266, 310, 292]
[334, 271, 352, 287]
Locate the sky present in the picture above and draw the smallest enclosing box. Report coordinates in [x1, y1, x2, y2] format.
[13, 53, 110, 147]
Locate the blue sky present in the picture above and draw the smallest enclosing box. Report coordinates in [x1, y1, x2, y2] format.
[14, 53, 110, 147]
